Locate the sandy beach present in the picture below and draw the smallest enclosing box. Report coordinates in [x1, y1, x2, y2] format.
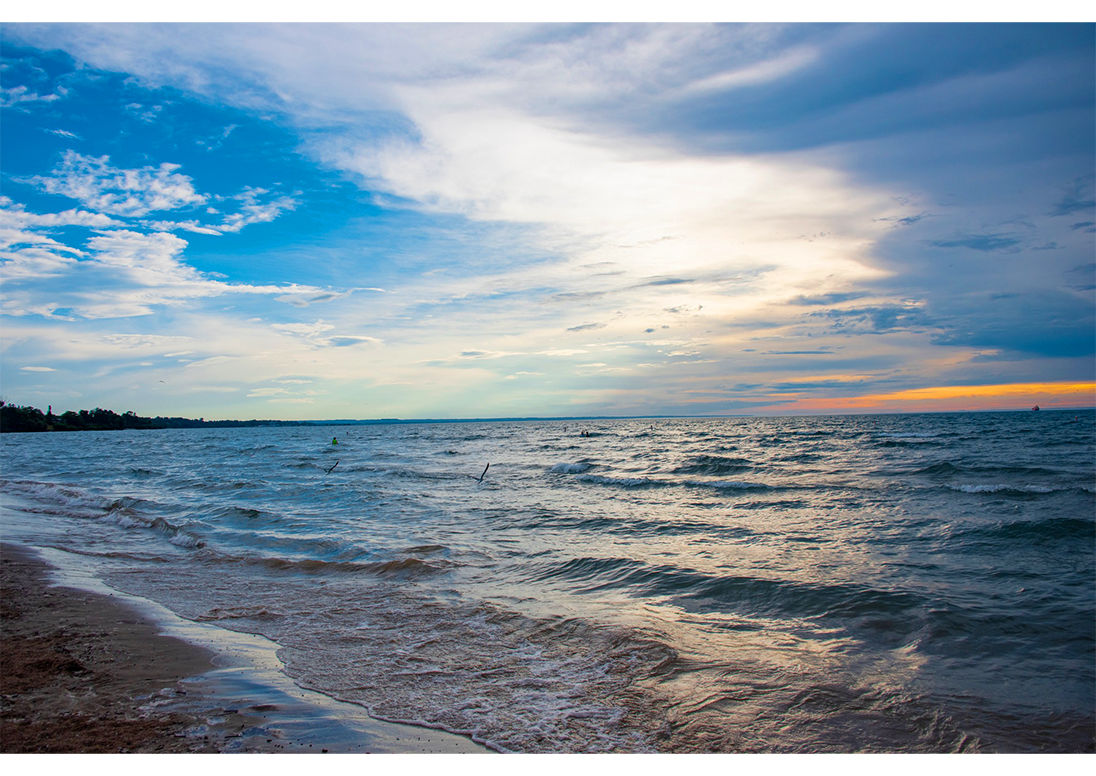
[0, 541, 489, 754]
[1, 542, 223, 752]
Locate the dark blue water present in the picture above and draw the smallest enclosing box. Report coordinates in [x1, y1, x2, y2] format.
[2, 411, 1093, 752]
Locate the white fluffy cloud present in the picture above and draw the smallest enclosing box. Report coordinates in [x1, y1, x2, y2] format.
[35, 151, 207, 216]
[1, 84, 62, 107]
[28, 152, 298, 236]
[1, 220, 349, 319]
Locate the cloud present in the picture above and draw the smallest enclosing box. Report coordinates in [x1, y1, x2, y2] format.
[681, 45, 819, 95]
[34, 151, 207, 217]
[456, 350, 515, 359]
[274, 288, 357, 307]
[20, 365, 57, 372]
[140, 187, 299, 235]
[504, 371, 542, 380]
[100, 334, 193, 350]
[184, 355, 234, 369]
[928, 233, 1022, 252]
[271, 321, 335, 338]
[11, 150, 296, 240]
[1048, 176, 1096, 217]
[271, 320, 381, 349]
[808, 303, 934, 333]
[142, 219, 224, 236]
[875, 212, 930, 228]
[1, 24, 1092, 420]
[2, 224, 345, 319]
[124, 101, 164, 123]
[789, 292, 869, 306]
[86, 229, 192, 273]
[216, 187, 297, 233]
[0, 198, 134, 280]
[326, 335, 381, 347]
[0, 84, 62, 107]
[929, 290, 1095, 358]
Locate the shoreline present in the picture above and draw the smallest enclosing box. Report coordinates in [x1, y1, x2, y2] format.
[0, 541, 490, 754]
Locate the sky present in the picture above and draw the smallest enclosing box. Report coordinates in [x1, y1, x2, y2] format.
[1, 19, 1094, 420]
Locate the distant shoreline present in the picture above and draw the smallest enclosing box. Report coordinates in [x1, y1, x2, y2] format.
[2, 399, 1092, 434]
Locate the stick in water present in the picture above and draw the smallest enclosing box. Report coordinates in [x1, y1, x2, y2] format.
[325, 460, 339, 474]
[476, 463, 490, 482]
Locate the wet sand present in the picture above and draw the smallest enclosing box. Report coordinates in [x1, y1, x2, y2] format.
[1, 542, 221, 752]
[0, 541, 490, 754]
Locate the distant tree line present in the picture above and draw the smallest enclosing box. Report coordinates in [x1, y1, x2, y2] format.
[0, 401, 302, 433]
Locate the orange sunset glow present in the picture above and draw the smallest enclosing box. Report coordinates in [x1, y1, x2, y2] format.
[761, 382, 1096, 414]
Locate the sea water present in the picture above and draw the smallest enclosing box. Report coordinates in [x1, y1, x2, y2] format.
[1, 411, 1093, 752]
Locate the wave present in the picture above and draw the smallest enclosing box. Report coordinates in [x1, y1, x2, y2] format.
[404, 544, 448, 554]
[100, 500, 206, 548]
[916, 601, 1095, 655]
[772, 452, 822, 463]
[575, 473, 659, 488]
[914, 462, 965, 476]
[672, 454, 755, 476]
[531, 556, 925, 629]
[204, 504, 286, 527]
[733, 499, 810, 510]
[550, 462, 594, 474]
[203, 550, 457, 577]
[946, 483, 1058, 495]
[687, 479, 773, 491]
[962, 516, 1096, 543]
[195, 605, 284, 622]
[571, 472, 775, 491]
[338, 463, 466, 482]
[0, 478, 205, 548]
[876, 438, 944, 448]
[914, 461, 1062, 477]
[2, 478, 115, 517]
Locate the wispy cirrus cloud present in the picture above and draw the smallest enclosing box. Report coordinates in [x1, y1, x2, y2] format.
[271, 320, 382, 348]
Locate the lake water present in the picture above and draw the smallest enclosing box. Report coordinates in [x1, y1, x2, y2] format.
[2, 411, 1093, 752]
